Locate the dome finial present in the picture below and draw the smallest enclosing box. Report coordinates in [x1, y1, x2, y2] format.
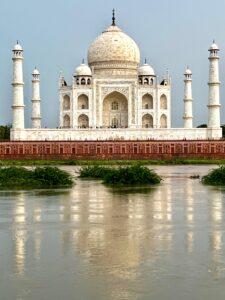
[144, 58, 147, 64]
[82, 58, 85, 64]
[112, 9, 116, 26]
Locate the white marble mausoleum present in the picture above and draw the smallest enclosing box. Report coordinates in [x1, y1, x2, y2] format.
[10, 11, 222, 141]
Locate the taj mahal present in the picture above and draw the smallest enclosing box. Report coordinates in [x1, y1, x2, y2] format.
[10, 11, 222, 141]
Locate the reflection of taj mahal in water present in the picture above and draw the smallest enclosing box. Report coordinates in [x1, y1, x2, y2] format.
[10, 11, 222, 141]
[11, 176, 225, 297]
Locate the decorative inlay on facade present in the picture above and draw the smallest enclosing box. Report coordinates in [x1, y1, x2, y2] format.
[101, 86, 130, 98]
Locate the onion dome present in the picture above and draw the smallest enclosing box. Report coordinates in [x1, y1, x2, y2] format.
[138, 63, 155, 76]
[87, 11, 140, 75]
[75, 63, 92, 76]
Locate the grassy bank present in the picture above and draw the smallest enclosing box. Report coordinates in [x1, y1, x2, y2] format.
[0, 166, 74, 189]
[80, 165, 162, 186]
[1, 158, 225, 166]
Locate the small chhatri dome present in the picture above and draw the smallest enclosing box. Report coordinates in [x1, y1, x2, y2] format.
[138, 62, 155, 76]
[184, 66, 192, 75]
[75, 62, 92, 76]
[32, 67, 40, 75]
[13, 41, 23, 51]
[209, 40, 219, 51]
[88, 10, 140, 74]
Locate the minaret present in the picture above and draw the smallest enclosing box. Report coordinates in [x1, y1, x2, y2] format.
[183, 67, 193, 128]
[59, 71, 67, 88]
[12, 42, 25, 129]
[208, 41, 221, 128]
[31, 67, 42, 128]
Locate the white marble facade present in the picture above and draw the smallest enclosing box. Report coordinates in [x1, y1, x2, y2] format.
[59, 24, 171, 131]
[10, 14, 222, 141]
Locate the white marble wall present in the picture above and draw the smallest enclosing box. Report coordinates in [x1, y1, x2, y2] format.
[59, 75, 171, 130]
[10, 127, 222, 141]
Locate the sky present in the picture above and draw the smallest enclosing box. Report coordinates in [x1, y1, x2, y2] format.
[0, 0, 225, 128]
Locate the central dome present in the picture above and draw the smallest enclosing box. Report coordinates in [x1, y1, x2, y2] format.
[88, 24, 140, 75]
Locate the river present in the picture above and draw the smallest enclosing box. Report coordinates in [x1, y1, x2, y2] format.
[0, 165, 225, 300]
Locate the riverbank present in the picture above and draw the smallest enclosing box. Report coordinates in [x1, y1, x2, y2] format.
[0, 158, 225, 166]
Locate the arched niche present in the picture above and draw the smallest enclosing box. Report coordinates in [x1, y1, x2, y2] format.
[142, 94, 153, 109]
[142, 114, 153, 128]
[160, 94, 167, 109]
[78, 114, 89, 128]
[81, 78, 86, 85]
[78, 94, 89, 109]
[103, 91, 128, 128]
[63, 95, 70, 110]
[160, 114, 167, 128]
[63, 114, 70, 128]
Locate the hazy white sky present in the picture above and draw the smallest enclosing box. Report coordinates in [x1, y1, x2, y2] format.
[0, 0, 225, 127]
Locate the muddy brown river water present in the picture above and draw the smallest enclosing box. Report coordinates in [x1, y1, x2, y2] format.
[0, 166, 225, 300]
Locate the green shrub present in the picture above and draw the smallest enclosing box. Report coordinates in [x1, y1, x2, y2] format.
[103, 165, 162, 186]
[0, 124, 11, 141]
[202, 166, 225, 186]
[32, 167, 74, 187]
[79, 164, 162, 186]
[79, 165, 111, 179]
[0, 166, 74, 189]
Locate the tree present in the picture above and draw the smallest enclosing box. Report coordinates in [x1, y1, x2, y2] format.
[0, 125, 11, 141]
[197, 124, 207, 128]
[221, 125, 225, 138]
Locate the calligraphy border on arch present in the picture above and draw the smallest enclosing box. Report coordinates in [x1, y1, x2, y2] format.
[101, 86, 129, 98]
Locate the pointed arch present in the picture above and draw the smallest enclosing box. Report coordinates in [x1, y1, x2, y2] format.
[160, 94, 167, 109]
[63, 114, 70, 128]
[78, 114, 89, 128]
[142, 94, 153, 109]
[81, 78, 86, 85]
[144, 77, 149, 84]
[142, 114, 153, 128]
[78, 94, 89, 109]
[63, 95, 70, 110]
[160, 114, 167, 128]
[103, 91, 128, 128]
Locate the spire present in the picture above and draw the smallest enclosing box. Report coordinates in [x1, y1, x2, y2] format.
[112, 9, 116, 26]
[82, 58, 85, 64]
[144, 58, 147, 64]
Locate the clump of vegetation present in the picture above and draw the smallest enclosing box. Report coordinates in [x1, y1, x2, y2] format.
[0, 166, 74, 189]
[79, 164, 162, 186]
[103, 165, 162, 186]
[202, 166, 225, 186]
[79, 165, 111, 179]
[0, 124, 11, 141]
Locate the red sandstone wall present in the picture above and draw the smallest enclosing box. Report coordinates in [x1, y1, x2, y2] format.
[0, 140, 225, 160]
